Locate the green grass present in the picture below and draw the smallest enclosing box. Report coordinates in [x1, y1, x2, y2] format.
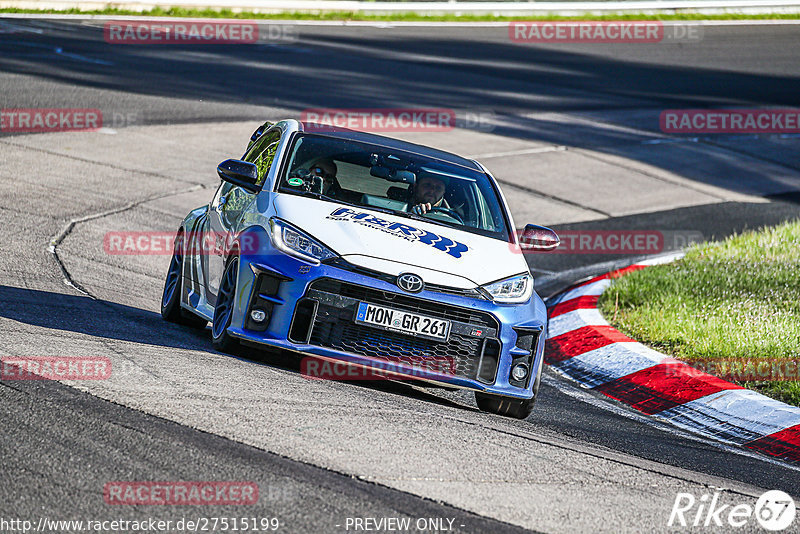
[598, 221, 800, 406]
[2, 6, 800, 22]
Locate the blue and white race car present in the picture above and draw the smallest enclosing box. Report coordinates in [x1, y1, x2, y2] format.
[161, 119, 559, 418]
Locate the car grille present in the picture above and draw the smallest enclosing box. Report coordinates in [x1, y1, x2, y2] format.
[310, 278, 496, 327]
[297, 278, 501, 383]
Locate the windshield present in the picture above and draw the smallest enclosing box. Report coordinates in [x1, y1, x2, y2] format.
[277, 134, 510, 241]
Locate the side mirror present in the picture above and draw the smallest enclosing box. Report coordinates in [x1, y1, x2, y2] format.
[519, 224, 560, 251]
[217, 159, 260, 194]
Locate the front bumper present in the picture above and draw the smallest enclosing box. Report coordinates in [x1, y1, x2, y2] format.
[227, 251, 548, 399]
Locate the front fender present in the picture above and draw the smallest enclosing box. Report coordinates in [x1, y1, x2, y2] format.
[227, 224, 273, 334]
[181, 205, 208, 231]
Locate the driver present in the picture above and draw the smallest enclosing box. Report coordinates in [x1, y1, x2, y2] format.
[409, 176, 448, 215]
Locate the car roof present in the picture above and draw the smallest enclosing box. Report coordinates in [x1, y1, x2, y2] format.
[297, 121, 482, 172]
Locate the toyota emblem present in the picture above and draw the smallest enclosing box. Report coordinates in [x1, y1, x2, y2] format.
[397, 273, 424, 293]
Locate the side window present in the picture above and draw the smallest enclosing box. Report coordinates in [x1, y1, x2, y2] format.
[473, 185, 495, 232]
[220, 185, 252, 227]
[244, 129, 281, 187]
[212, 181, 234, 209]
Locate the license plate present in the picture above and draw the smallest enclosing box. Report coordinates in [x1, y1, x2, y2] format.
[355, 302, 450, 342]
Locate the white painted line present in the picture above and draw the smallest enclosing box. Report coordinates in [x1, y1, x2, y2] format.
[5, 0, 800, 13]
[471, 145, 567, 160]
[0, 13, 506, 25]
[637, 251, 685, 266]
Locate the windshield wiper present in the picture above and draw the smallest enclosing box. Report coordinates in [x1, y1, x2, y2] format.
[391, 210, 427, 222]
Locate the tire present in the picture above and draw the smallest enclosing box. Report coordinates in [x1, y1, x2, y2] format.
[211, 255, 241, 353]
[475, 367, 541, 419]
[475, 392, 536, 419]
[161, 232, 208, 329]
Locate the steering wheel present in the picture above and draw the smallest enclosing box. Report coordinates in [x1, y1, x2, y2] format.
[425, 206, 464, 225]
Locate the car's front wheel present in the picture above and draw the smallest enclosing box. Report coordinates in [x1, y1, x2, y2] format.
[475, 393, 536, 419]
[212, 255, 241, 353]
[161, 232, 208, 329]
[475, 369, 541, 419]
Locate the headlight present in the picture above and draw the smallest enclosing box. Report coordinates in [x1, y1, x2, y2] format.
[481, 273, 533, 304]
[269, 218, 337, 264]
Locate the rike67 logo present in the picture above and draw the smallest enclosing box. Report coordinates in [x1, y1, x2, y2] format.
[669, 490, 796, 531]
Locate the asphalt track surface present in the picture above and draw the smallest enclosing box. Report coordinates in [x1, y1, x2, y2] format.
[2, 18, 800, 534]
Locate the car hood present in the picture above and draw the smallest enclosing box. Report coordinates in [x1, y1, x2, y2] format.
[273, 194, 529, 288]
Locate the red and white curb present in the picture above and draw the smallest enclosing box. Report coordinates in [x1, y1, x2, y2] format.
[545, 255, 800, 465]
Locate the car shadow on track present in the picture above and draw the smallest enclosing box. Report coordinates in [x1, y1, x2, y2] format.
[0, 284, 214, 352]
[0, 284, 475, 412]
[232, 342, 476, 412]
